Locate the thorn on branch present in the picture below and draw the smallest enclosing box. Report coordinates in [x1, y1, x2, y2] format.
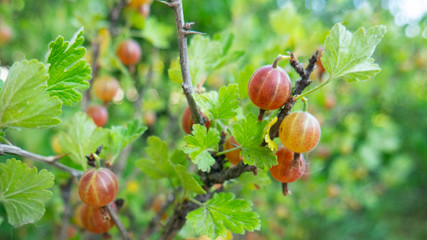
[182, 30, 206, 36]
[183, 22, 195, 30]
[157, 0, 176, 8]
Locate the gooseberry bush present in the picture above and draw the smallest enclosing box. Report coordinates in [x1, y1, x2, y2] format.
[0, 1, 387, 239]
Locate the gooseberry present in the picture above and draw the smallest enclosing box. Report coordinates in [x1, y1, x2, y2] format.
[182, 106, 210, 134]
[86, 105, 108, 127]
[93, 76, 119, 102]
[247, 60, 291, 110]
[224, 136, 243, 165]
[279, 111, 321, 153]
[80, 203, 117, 234]
[116, 39, 141, 66]
[78, 168, 118, 207]
[269, 146, 305, 183]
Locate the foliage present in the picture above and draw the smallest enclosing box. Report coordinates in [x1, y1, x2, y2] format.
[0, 0, 426, 239]
[0, 159, 54, 227]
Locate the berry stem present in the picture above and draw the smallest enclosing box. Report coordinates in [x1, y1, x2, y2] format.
[93, 153, 101, 169]
[302, 97, 308, 111]
[216, 146, 241, 156]
[282, 183, 291, 196]
[290, 152, 301, 169]
[258, 108, 266, 121]
[272, 54, 291, 68]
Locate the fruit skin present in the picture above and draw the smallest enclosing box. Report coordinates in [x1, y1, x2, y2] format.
[93, 76, 120, 102]
[279, 111, 321, 153]
[316, 48, 325, 76]
[143, 110, 156, 127]
[50, 135, 63, 154]
[80, 203, 117, 234]
[116, 39, 141, 66]
[247, 65, 291, 110]
[86, 105, 108, 127]
[224, 136, 243, 165]
[0, 24, 12, 44]
[78, 168, 119, 207]
[128, 0, 153, 8]
[269, 146, 306, 183]
[137, 4, 150, 18]
[182, 107, 210, 134]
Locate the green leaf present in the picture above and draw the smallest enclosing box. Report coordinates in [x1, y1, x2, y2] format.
[0, 60, 62, 129]
[141, 18, 174, 49]
[0, 159, 54, 227]
[232, 113, 277, 169]
[170, 150, 188, 166]
[109, 119, 147, 163]
[136, 136, 175, 179]
[237, 171, 271, 190]
[168, 34, 243, 85]
[187, 192, 260, 239]
[195, 84, 240, 120]
[183, 125, 220, 172]
[168, 67, 183, 84]
[58, 112, 109, 169]
[174, 165, 206, 195]
[46, 28, 91, 105]
[323, 23, 386, 82]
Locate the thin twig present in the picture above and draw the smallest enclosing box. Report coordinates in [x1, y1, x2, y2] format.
[109, 0, 128, 36]
[0, 144, 83, 178]
[140, 192, 175, 239]
[169, 0, 204, 126]
[59, 178, 74, 240]
[201, 162, 257, 188]
[106, 203, 130, 240]
[82, 0, 127, 110]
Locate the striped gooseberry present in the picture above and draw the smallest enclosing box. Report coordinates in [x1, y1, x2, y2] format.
[182, 106, 210, 134]
[93, 76, 120, 102]
[269, 146, 305, 183]
[247, 58, 291, 110]
[86, 105, 108, 127]
[80, 203, 117, 234]
[116, 39, 141, 66]
[224, 136, 243, 165]
[78, 168, 118, 207]
[279, 111, 321, 153]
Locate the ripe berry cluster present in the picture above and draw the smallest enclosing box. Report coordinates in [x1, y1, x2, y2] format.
[247, 57, 321, 190]
[77, 167, 119, 233]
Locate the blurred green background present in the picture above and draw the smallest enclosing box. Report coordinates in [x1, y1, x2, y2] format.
[0, 0, 426, 239]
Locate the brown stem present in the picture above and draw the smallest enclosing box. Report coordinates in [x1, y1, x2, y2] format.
[282, 183, 290, 196]
[290, 152, 301, 169]
[106, 203, 130, 240]
[258, 108, 266, 121]
[201, 162, 257, 188]
[169, 0, 204, 126]
[109, 0, 128, 36]
[140, 192, 175, 239]
[272, 55, 287, 68]
[59, 178, 73, 240]
[0, 144, 83, 178]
